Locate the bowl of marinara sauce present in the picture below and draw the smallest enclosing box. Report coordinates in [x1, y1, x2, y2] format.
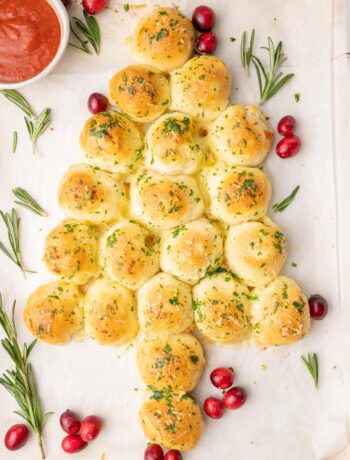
[0, 0, 69, 89]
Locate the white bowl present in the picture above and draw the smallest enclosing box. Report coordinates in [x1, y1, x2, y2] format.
[0, 0, 70, 90]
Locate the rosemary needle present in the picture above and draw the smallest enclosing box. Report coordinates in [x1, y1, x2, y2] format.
[0, 209, 35, 275]
[251, 37, 294, 104]
[12, 131, 18, 154]
[272, 185, 300, 213]
[301, 353, 319, 388]
[12, 188, 48, 217]
[240, 29, 255, 76]
[0, 89, 34, 118]
[0, 295, 53, 459]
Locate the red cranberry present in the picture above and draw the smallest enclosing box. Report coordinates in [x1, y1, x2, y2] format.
[88, 92, 109, 114]
[195, 32, 217, 55]
[308, 294, 328, 320]
[192, 5, 216, 32]
[223, 387, 246, 410]
[276, 135, 301, 159]
[144, 443, 164, 460]
[60, 410, 81, 435]
[82, 0, 107, 15]
[4, 424, 29, 451]
[62, 434, 87, 453]
[79, 415, 101, 442]
[204, 397, 224, 419]
[277, 115, 296, 136]
[210, 367, 235, 389]
[165, 450, 183, 460]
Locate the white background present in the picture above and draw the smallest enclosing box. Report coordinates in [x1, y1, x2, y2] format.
[0, 1, 349, 459]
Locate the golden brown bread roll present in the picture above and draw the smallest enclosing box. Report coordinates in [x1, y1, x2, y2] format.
[131, 7, 195, 72]
[170, 55, 231, 121]
[80, 111, 144, 174]
[58, 163, 126, 224]
[225, 221, 287, 287]
[99, 221, 159, 290]
[139, 390, 203, 451]
[83, 277, 138, 345]
[204, 164, 271, 226]
[145, 112, 204, 175]
[24, 281, 82, 345]
[160, 218, 223, 285]
[43, 219, 98, 285]
[210, 105, 274, 166]
[137, 272, 193, 335]
[130, 171, 204, 230]
[251, 276, 310, 346]
[137, 333, 205, 391]
[109, 65, 170, 123]
[193, 271, 251, 343]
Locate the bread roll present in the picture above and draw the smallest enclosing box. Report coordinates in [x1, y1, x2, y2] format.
[137, 333, 205, 391]
[251, 276, 310, 346]
[137, 272, 193, 335]
[83, 277, 138, 345]
[109, 65, 170, 123]
[193, 272, 251, 343]
[160, 218, 223, 285]
[205, 164, 271, 226]
[139, 391, 203, 451]
[80, 111, 144, 174]
[170, 55, 231, 121]
[99, 221, 159, 290]
[43, 219, 98, 285]
[145, 112, 204, 175]
[226, 221, 287, 287]
[58, 163, 126, 224]
[24, 281, 82, 344]
[130, 172, 204, 230]
[131, 7, 195, 72]
[210, 105, 274, 166]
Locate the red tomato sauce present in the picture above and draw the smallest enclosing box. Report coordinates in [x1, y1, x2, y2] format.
[0, 0, 61, 83]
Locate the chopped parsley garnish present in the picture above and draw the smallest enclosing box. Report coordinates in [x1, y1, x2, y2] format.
[189, 355, 199, 364]
[172, 225, 187, 238]
[273, 231, 284, 254]
[293, 300, 306, 314]
[64, 224, 74, 233]
[163, 344, 172, 353]
[169, 296, 180, 305]
[162, 117, 190, 136]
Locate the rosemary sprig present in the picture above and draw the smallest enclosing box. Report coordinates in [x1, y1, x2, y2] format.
[272, 185, 300, 213]
[301, 353, 319, 388]
[69, 10, 101, 55]
[0, 295, 53, 459]
[0, 209, 35, 275]
[24, 108, 51, 155]
[240, 29, 255, 76]
[0, 90, 51, 155]
[251, 37, 294, 104]
[12, 188, 48, 217]
[12, 131, 18, 154]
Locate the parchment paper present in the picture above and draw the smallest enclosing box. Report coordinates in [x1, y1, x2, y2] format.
[0, 1, 349, 459]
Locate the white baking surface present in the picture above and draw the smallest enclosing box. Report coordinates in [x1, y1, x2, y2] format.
[0, 1, 349, 459]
